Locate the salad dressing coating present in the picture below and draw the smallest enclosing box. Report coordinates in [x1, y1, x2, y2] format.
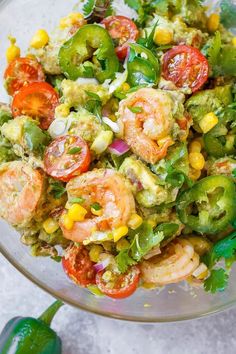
[1, 0, 236, 298]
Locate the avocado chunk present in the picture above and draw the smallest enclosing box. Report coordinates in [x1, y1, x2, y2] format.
[120, 156, 168, 208]
[61, 79, 111, 108]
[185, 85, 233, 132]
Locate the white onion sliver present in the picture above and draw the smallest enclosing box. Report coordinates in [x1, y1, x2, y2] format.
[102, 117, 120, 133]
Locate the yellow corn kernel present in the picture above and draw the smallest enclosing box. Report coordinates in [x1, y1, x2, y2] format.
[26, 53, 37, 60]
[6, 36, 20, 63]
[157, 136, 174, 147]
[116, 238, 130, 251]
[154, 28, 173, 45]
[102, 270, 112, 282]
[113, 226, 129, 243]
[128, 214, 143, 230]
[61, 214, 74, 230]
[189, 140, 202, 153]
[43, 218, 59, 234]
[122, 83, 130, 92]
[189, 152, 205, 170]
[189, 167, 201, 181]
[55, 104, 70, 118]
[232, 37, 236, 47]
[91, 206, 103, 216]
[60, 12, 84, 29]
[89, 245, 103, 263]
[207, 13, 220, 33]
[68, 203, 87, 222]
[199, 112, 218, 133]
[142, 282, 157, 289]
[30, 29, 49, 49]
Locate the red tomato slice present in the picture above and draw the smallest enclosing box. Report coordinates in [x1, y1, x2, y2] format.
[102, 16, 139, 60]
[162, 45, 209, 93]
[44, 135, 91, 182]
[12, 82, 59, 130]
[62, 245, 96, 287]
[4, 57, 45, 96]
[96, 266, 140, 299]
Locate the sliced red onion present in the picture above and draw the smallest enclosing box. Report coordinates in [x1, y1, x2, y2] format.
[93, 257, 110, 273]
[108, 139, 130, 156]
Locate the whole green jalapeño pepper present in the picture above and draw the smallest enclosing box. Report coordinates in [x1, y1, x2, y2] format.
[0, 300, 63, 354]
[204, 104, 236, 158]
[177, 175, 236, 234]
[59, 24, 119, 83]
[127, 43, 160, 87]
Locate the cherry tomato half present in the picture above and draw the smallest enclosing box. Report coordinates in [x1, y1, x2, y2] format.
[102, 16, 139, 60]
[96, 266, 140, 299]
[4, 57, 45, 96]
[44, 135, 91, 182]
[62, 245, 96, 287]
[12, 82, 59, 130]
[162, 45, 209, 93]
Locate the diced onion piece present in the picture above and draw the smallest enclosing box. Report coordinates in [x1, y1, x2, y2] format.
[76, 77, 99, 85]
[192, 263, 208, 278]
[102, 116, 120, 133]
[108, 139, 130, 156]
[108, 70, 128, 94]
[48, 119, 67, 138]
[93, 257, 111, 272]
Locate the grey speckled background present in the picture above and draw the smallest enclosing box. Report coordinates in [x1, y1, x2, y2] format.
[1, 254, 236, 354]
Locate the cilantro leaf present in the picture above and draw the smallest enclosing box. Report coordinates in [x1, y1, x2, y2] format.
[203, 231, 236, 269]
[220, 0, 236, 29]
[83, 0, 96, 17]
[70, 197, 85, 204]
[116, 249, 137, 273]
[128, 106, 143, 113]
[0, 137, 17, 163]
[0, 108, 12, 127]
[91, 202, 102, 210]
[124, 0, 142, 11]
[213, 232, 236, 260]
[49, 180, 66, 199]
[205, 32, 236, 77]
[67, 147, 82, 155]
[204, 268, 229, 294]
[205, 31, 221, 70]
[130, 223, 165, 261]
[85, 91, 102, 102]
[138, 21, 158, 51]
[232, 168, 236, 178]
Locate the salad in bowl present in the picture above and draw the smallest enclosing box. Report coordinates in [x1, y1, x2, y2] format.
[1, 0, 236, 299]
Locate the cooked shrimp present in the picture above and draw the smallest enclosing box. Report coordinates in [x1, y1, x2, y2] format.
[141, 239, 199, 285]
[0, 161, 44, 226]
[60, 169, 136, 242]
[118, 88, 175, 164]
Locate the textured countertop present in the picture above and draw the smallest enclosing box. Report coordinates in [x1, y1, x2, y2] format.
[1, 254, 236, 354]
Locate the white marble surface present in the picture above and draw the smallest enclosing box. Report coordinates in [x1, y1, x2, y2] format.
[1, 254, 236, 354]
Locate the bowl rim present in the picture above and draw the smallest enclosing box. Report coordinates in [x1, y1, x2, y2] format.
[1, 244, 235, 323]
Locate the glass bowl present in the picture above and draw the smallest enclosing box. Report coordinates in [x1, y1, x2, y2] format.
[1, 0, 236, 323]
